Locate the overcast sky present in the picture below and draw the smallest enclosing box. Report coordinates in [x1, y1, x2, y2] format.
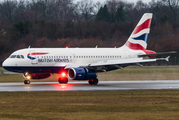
[125, 0, 152, 3]
[75, 0, 152, 3]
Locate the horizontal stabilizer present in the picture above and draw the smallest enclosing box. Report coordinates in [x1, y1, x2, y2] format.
[138, 51, 177, 58]
[157, 56, 170, 62]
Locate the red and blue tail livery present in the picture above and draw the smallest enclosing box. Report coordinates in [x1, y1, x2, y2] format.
[125, 13, 152, 50]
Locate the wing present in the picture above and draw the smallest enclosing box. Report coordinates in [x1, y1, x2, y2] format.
[64, 57, 169, 72]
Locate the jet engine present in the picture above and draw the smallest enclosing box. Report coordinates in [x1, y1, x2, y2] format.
[68, 68, 97, 80]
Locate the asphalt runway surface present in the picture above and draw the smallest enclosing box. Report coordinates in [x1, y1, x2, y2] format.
[0, 80, 179, 92]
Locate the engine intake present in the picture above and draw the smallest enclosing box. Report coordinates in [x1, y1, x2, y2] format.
[68, 68, 96, 80]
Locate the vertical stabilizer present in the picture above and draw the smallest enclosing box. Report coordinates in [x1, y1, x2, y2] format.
[125, 13, 152, 50]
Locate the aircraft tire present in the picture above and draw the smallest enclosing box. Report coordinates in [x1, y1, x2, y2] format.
[58, 77, 68, 84]
[88, 79, 93, 85]
[88, 78, 98, 85]
[24, 80, 30, 84]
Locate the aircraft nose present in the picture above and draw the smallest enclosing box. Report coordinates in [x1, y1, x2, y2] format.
[2, 59, 10, 67]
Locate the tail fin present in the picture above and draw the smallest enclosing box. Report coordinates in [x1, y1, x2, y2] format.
[125, 13, 152, 50]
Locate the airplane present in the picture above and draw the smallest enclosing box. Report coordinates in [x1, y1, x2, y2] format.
[2, 13, 175, 85]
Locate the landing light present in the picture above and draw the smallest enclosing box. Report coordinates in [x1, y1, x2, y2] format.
[65, 46, 69, 48]
[25, 72, 28, 76]
[27, 75, 31, 80]
[61, 72, 66, 77]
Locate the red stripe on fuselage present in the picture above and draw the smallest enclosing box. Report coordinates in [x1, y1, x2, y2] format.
[133, 19, 152, 34]
[27, 53, 48, 56]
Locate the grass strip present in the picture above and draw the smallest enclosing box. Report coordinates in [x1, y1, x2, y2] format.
[0, 90, 179, 119]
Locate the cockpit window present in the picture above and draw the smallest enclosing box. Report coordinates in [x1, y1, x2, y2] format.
[21, 55, 24, 59]
[10, 55, 16, 58]
[10, 55, 25, 59]
[17, 55, 20, 58]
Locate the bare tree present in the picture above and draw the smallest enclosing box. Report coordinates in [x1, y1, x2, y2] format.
[0, 0, 18, 23]
[76, 0, 95, 21]
[54, 0, 75, 22]
[162, 0, 179, 22]
[106, 0, 125, 13]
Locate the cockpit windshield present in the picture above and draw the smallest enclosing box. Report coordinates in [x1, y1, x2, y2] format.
[9, 55, 24, 59]
[10, 55, 16, 58]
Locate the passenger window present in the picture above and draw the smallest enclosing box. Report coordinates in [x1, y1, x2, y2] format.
[21, 55, 24, 59]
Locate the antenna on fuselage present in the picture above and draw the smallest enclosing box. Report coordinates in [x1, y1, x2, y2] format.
[95, 45, 98, 48]
[28, 46, 31, 49]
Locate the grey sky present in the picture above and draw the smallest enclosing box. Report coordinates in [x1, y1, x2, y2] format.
[75, 0, 152, 3]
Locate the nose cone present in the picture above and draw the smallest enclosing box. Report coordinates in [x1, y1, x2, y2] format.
[2, 59, 10, 67]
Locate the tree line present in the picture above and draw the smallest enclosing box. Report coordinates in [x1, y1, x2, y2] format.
[0, 0, 179, 64]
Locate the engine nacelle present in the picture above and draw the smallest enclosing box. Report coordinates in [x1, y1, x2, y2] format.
[68, 68, 97, 80]
[23, 73, 51, 79]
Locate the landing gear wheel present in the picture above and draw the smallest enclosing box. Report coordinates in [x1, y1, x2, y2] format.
[58, 77, 68, 84]
[88, 78, 98, 85]
[24, 80, 30, 84]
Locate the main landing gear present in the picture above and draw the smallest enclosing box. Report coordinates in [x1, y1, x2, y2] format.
[24, 80, 31, 84]
[88, 78, 98, 85]
[58, 77, 68, 84]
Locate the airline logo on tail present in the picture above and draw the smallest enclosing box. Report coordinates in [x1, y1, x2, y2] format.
[125, 13, 152, 50]
[27, 53, 48, 60]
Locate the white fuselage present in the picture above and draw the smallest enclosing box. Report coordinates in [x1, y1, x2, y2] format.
[2, 46, 145, 73]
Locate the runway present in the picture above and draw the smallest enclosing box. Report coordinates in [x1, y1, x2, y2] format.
[0, 80, 179, 92]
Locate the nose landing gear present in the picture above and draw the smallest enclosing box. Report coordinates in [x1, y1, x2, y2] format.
[24, 80, 31, 84]
[23, 73, 31, 84]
